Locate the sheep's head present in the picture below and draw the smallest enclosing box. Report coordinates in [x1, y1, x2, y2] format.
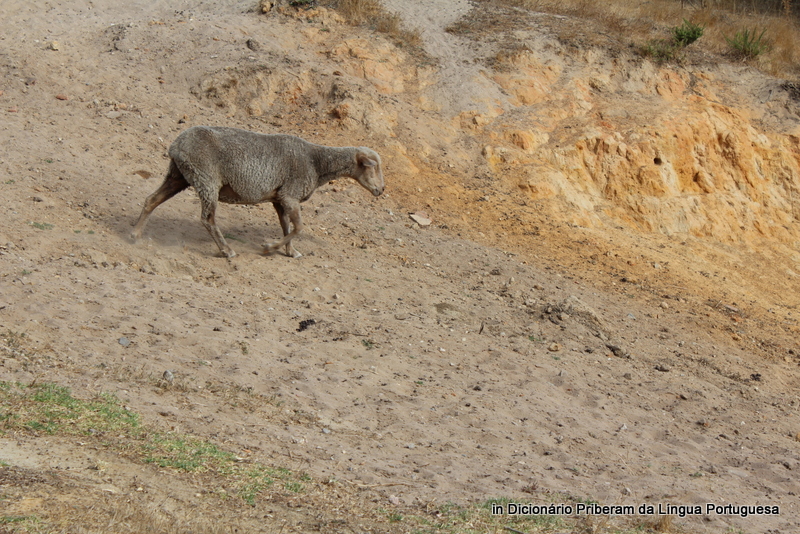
[354, 148, 384, 197]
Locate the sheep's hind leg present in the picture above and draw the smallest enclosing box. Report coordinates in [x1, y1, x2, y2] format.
[264, 199, 303, 258]
[130, 160, 189, 242]
[271, 202, 302, 258]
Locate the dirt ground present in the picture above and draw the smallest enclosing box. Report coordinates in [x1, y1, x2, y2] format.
[1, 1, 799, 533]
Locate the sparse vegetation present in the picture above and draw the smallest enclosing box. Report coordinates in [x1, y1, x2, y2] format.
[0, 380, 670, 533]
[726, 27, 771, 58]
[485, 0, 800, 75]
[641, 18, 704, 62]
[322, 0, 425, 54]
[0, 381, 309, 507]
[0, 382, 140, 437]
[641, 38, 682, 62]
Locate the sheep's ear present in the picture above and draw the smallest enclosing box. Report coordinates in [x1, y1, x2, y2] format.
[357, 153, 378, 167]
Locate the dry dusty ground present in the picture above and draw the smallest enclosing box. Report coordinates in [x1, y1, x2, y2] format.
[1, 1, 799, 533]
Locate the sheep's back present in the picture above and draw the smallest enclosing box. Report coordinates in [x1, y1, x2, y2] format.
[170, 126, 317, 203]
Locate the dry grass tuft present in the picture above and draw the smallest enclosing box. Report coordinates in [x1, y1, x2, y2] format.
[322, 0, 424, 51]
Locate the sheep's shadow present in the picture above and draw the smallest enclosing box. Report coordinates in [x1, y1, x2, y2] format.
[112, 193, 300, 258]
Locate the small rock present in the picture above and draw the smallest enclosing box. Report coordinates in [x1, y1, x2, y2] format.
[55, 94, 69, 101]
[246, 38, 261, 51]
[409, 211, 431, 226]
[388, 494, 401, 505]
[660, 302, 669, 309]
[655, 364, 670, 372]
[7, 106, 18, 113]
[322, 428, 331, 434]
[47, 41, 60, 51]
[606, 344, 630, 359]
[548, 342, 561, 352]
[162, 370, 174, 383]
[622, 372, 632, 380]
[618, 424, 628, 432]
[106, 110, 122, 119]
[622, 487, 632, 495]
[405, 443, 416, 449]
[118, 337, 131, 347]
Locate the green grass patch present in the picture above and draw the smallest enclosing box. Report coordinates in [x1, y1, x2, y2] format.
[0, 382, 140, 436]
[726, 27, 770, 58]
[29, 221, 54, 231]
[0, 381, 310, 507]
[142, 434, 233, 471]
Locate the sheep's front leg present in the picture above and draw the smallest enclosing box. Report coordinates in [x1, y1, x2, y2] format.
[265, 199, 303, 258]
[272, 202, 302, 258]
[200, 197, 236, 258]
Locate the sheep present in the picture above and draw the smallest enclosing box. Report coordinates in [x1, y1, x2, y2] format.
[130, 125, 384, 258]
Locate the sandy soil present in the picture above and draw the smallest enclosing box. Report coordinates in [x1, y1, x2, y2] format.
[1, 1, 799, 533]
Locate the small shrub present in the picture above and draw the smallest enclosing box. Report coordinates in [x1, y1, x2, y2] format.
[642, 19, 703, 63]
[726, 28, 770, 58]
[673, 19, 704, 47]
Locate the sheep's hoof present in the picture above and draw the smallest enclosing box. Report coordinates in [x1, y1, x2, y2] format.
[219, 249, 236, 259]
[263, 244, 280, 256]
[289, 249, 302, 259]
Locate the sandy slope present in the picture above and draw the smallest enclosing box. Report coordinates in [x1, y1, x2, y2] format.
[1, 1, 799, 533]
